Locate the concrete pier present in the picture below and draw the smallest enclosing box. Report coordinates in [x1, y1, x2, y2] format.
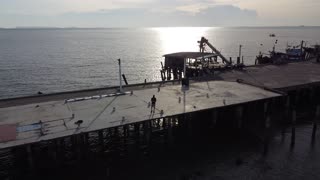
[1, 60, 320, 178]
[0, 81, 280, 150]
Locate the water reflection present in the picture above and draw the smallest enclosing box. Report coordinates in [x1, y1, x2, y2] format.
[152, 27, 213, 54]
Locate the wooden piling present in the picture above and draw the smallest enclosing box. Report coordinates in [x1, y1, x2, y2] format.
[114, 127, 119, 137]
[144, 121, 152, 145]
[237, 57, 240, 64]
[163, 70, 167, 80]
[167, 118, 173, 145]
[263, 101, 270, 156]
[211, 110, 217, 128]
[281, 96, 291, 136]
[49, 140, 58, 165]
[263, 115, 271, 155]
[187, 113, 192, 137]
[54, 138, 62, 164]
[83, 133, 89, 160]
[294, 89, 300, 108]
[312, 106, 320, 140]
[75, 134, 83, 160]
[134, 123, 140, 139]
[26, 145, 34, 170]
[309, 87, 315, 105]
[98, 130, 104, 154]
[167, 69, 172, 80]
[291, 110, 296, 147]
[236, 106, 243, 129]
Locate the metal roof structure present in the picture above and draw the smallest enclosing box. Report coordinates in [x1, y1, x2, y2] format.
[0, 81, 281, 149]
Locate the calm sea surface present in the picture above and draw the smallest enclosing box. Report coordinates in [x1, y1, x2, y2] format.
[1, 27, 320, 99]
[1, 27, 320, 180]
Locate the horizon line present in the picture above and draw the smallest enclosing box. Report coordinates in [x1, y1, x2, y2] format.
[0, 25, 320, 30]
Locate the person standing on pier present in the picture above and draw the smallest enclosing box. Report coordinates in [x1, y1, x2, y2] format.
[151, 95, 157, 113]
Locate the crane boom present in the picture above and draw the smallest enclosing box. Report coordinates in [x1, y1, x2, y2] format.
[198, 37, 232, 65]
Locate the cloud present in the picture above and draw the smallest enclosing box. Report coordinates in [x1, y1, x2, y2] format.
[0, 0, 319, 27]
[26, 5, 257, 27]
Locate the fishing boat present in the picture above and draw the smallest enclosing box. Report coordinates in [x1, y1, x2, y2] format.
[255, 40, 316, 65]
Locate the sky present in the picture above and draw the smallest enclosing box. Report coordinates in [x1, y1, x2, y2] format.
[0, 0, 319, 27]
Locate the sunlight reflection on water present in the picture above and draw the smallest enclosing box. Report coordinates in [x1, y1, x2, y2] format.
[153, 27, 213, 54]
[1, 27, 320, 98]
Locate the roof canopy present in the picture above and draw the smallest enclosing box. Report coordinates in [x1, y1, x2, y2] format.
[163, 52, 217, 59]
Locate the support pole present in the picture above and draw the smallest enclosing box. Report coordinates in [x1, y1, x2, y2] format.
[118, 59, 123, 93]
[160, 70, 165, 81]
[183, 58, 186, 78]
[300, 40, 304, 60]
[237, 57, 240, 65]
[122, 74, 128, 85]
[239, 45, 242, 60]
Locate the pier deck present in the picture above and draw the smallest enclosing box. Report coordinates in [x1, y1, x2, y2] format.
[0, 81, 280, 149]
[217, 60, 320, 90]
[1, 60, 320, 150]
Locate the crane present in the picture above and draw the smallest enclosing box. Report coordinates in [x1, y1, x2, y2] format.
[198, 37, 232, 65]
